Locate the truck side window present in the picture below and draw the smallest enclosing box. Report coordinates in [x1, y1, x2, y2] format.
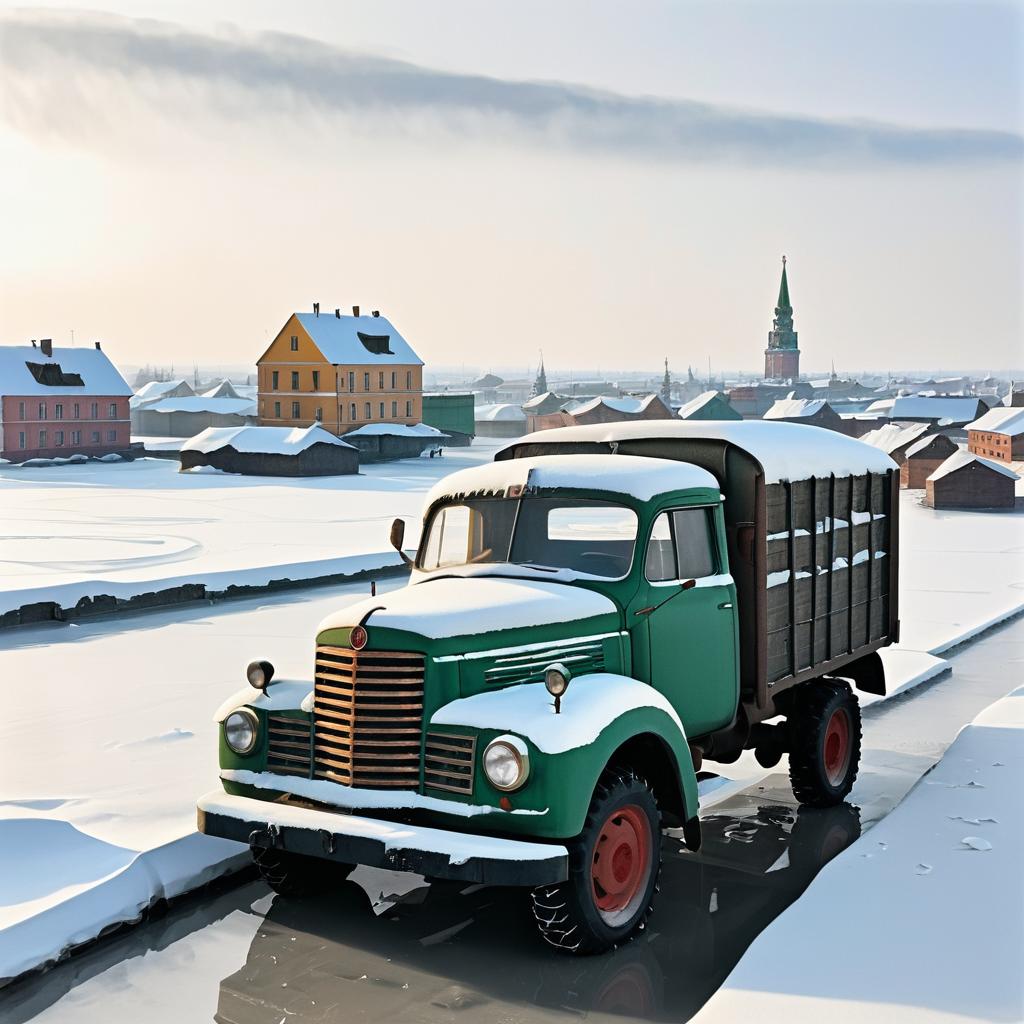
[673, 508, 716, 579]
[645, 513, 675, 581]
[421, 505, 471, 569]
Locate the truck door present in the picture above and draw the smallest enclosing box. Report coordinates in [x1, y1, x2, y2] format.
[641, 507, 738, 737]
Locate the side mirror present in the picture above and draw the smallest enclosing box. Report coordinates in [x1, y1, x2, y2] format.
[389, 518, 413, 566]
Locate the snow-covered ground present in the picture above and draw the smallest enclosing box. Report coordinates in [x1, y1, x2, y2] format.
[0, 442, 503, 615]
[695, 685, 1024, 1024]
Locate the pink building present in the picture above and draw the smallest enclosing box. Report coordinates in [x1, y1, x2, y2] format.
[0, 339, 132, 462]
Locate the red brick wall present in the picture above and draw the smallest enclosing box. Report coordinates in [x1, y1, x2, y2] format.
[1, 395, 130, 461]
[967, 429, 1020, 464]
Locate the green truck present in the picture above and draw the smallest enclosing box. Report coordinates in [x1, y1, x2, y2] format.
[198, 421, 899, 954]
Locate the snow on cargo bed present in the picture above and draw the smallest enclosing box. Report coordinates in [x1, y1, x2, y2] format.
[424, 453, 719, 507]
[498, 421, 897, 484]
[180, 423, 355, 455]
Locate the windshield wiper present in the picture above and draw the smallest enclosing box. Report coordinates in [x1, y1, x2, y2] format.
[514, 561, 559, 573]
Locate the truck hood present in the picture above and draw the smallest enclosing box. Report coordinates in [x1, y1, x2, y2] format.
[317, 576, 619, 642]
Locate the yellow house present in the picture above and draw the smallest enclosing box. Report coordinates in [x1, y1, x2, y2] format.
[256, 307, 424, 434]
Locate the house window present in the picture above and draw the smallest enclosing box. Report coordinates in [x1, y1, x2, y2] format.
[365, 402, 372, 419]
[291, 371, 299, 390]
[406, 370, 412, 389]
[290, 335, 298, 351]
[391, 400, 397, 417]
[39, 429, 47, 447]
[18, 432, 25, 449]
[91, 402, 98, 419]
[350, 403, 357, 421]
[18, 402, 24, 420]
[379, 372, 385, 389]
[38, 402, 46, 419]
[292, 401, 301, 418]
[55, 403, 64, 419]
[91, 431, 100, 444]
[363, 372, 370, 391]
[55, 430, 65, 446]
[71, 430, 81, 444]
[274, 401, 281, 418]
[391, 372, 396, 389]
[312, 370, 320, 391]
[107, 430, 117, 442]
[379, 401, 385, 418]
[272, 371, 279, 390]
[109, 403, 117, 418]
[73, 403, 80, 419]
[315, 407, 322, 422]
[405, 400, 412, 417]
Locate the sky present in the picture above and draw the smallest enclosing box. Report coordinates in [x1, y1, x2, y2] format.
[0, 1, 1021, 378]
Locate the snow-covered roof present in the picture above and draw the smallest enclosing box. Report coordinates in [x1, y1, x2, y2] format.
[927, 449, 1019, 483]
[425, 454, 719, 508]
[181, 424, 355, 455]
[294, 313, 423, 366]
[522, 390, 561, 410]
[201, 380, 241, 399]
[131, 379, 194, 406]
[675, 391, 721, 418]
[763, 398, 829, 420]
[865, 396, 984, 422]
[570, 394, 662, 416]
[143, 396, 256, 416]
[0, 344, 132, 398]
[966, 406, 1024, 437]
[903, 434, 946, 458]
[498, 421, 897, 484]
[474, 403, 527, 422]
[859, 421, 931, 454]
[345, 422, 446, 437]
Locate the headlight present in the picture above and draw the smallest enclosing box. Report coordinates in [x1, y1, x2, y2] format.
[246, 660, 274, 690]
[544, 663, 571, 697]
[224, 709, 258, 755]
[483, 735, 530, 792]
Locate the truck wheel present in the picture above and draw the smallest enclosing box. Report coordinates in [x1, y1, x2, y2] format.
[530, 769, 661, 955]
[252, 847, 353, 897]
[787, 680, 862, 807]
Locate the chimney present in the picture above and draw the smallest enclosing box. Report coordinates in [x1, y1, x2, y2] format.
[313, 301, 320, 317]
[40, 338, 53, 357]
[31, 339, 37, 347]
[372, 310, 380, 318]
[95, 341, 102, 350]
[352, 305, 360, 317]
[335, 308, 340, 318]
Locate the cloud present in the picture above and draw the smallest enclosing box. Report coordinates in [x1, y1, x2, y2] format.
[1, 10, 1021, 167]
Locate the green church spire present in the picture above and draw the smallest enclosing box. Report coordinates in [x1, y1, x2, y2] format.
[777, 254, 791, 309]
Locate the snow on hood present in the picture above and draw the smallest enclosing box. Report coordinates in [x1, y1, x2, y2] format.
[317, 576, 618, 640]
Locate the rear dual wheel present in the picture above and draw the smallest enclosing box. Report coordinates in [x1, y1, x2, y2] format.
[531, 769, 661, 955]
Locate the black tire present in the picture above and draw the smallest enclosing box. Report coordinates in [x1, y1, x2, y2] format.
[787, 679, 862, 807]
[251, 846, 353, 897]
[530, 768, 662, 955]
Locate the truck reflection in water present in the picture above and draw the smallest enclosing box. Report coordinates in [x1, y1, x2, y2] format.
[215, 790, 860, 1024]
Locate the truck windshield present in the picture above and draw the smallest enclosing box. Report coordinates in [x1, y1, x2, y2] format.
[418, 497, 638, 578]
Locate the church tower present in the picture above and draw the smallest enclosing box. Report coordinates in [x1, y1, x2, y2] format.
[764, 256, 800, 380]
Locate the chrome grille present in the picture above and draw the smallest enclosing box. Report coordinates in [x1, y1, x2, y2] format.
[313, 645, 425, 789]
[267, 714, 312, 777]
[483, 638, 606, 687]
[424, 732, 476, 794]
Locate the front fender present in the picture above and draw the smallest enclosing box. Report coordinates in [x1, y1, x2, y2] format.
[429, 673, 700, 841]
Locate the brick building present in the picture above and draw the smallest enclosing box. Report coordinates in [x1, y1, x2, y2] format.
[966, 407, 1024, 464]
[762, 397, 844, 431]
[257, 307, 423, 435]
[0, 340, 131, 462]
[900, 433, 958, 488]
[926, 450, 1018, 510]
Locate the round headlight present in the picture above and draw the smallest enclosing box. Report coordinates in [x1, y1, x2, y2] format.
[483, 736, 530, 792]
[545, 663, 571, 698]
[224, 709, 258, 755]
[247, 660, 274, 690]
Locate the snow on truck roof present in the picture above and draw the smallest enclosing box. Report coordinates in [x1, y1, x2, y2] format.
[424, 454, 719, 508]
[498, 421, 896, 484]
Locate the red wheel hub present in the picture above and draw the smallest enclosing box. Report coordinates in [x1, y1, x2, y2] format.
[822, 707, 852, 786]
[591, 804, 651, 918]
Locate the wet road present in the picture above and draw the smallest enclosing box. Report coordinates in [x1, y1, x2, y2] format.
[3, 614, 1021, 1024]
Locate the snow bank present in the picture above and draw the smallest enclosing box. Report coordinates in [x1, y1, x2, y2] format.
[693, 687, 1024, 1024]
[423, 453, 718, 508]
[181, 423, 355, 455]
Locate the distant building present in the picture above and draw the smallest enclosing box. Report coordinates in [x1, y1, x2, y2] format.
[0, 339, 131, 462]
[966, 407, 1024, 464]
[859, 421, 932, 465]
[130, 379, 195, 409]
[676, 391, 742, 421]
[474, 403, 527, 438]
[900, 434, 958, 488]
[864, 395, 988, 426]
[132, 380, 256, 437]
[523, 390, 568, 432]
[342, 422, 449, 461]
[926, 450, 1018, 510]
[535, 394, 673, 431]
[728, 380, 814, 418]
[179, 424, 358, 476]
[763, 398, 844, 431]
[257, 307, 423, 435]
[422, 392, 475, 445]
[764, 256, 800, 381]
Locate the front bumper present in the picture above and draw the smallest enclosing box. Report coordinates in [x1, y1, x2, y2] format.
[197, 790, 569, 886]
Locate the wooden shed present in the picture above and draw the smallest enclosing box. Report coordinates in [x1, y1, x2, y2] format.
[676, 390, 742, 421]
[900, 434, 958, 488]
[179, 424, 358, 476]
[925, 450, 1018, 510]
[762, 398, 844, 432]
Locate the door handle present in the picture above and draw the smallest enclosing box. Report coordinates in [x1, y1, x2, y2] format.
[718, 602, 733, 610]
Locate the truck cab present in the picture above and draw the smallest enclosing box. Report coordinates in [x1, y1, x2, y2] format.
[200, 426, 898, 954]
